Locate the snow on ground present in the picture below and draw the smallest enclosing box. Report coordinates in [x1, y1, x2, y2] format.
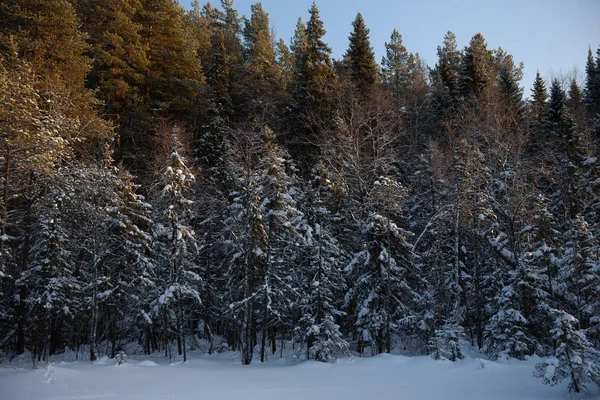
[0, 350, 598, 400]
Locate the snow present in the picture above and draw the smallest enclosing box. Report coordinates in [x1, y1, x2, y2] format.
[0, 351, 594, 400]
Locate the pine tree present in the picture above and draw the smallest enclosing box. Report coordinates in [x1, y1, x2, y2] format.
[0, 0, 91, 95]
[220, 0, 244, 66]
[344, 13, 378, 92]
[1, 0, 112, 152]
[184, 0, 217, 74]
[82, 0, 150, 117]
[137, 0, 203, 113]
[242, 2, 286, 126]
[381, 29, 412, 100]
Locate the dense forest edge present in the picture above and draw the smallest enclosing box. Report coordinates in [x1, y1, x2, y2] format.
[0, 0, 599, 393]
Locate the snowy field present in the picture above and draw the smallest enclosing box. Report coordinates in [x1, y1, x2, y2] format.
[1, 350, 598, 400]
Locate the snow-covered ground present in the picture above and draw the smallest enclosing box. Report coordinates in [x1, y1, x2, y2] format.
[1, 350, 598, 400]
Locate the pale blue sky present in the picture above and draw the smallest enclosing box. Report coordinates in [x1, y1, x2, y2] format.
[181, 0, 600, 94]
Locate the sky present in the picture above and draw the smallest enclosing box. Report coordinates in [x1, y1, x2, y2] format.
[180, 0, 600, 94]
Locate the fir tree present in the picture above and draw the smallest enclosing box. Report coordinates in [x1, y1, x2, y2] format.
[535, 311, 600, 393]
[296, 163, 350, 361]
[429, 322, 465, 361]
[345, 178, 419, 355]
[559, 215, 599, 329]
[150, 131, 201, 363]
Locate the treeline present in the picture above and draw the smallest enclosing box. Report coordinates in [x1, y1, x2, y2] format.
[0, 0, 599, 391]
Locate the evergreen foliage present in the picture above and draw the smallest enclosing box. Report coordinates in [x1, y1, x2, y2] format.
[1, 3, 600, 387]
[344, 13, 378, 92]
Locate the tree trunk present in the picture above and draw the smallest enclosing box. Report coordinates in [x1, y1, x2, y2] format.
[474, 219, 483, 349]
[89, 260, 98, 362]
[16, 200, 33, 355]
[270, 327, 276, 355]
[385, 217, 392, 353]
[179, 303, 186, 362]
[110, 314, 117, 358]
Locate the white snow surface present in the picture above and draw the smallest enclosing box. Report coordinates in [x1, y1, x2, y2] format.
[1, 350, 597, 400]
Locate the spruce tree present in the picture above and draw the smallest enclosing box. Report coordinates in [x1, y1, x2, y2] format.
[344, 13, 378, 92]
[150, 133, 201, 362]
[535, 311, 600, 393]
[345, 178, 419, 355]
[547, 79, 565, 125]
[584, 47, 600, 114]
[289, 3, 337, 166]
[0, 54, 75, 354]
[431, 31, 462, 110]
[459, 33, 493, 100]
[568, 79, 584, 110]
[559, 215, 599, 329]
[224, 126, 302, 364]
[531, 71, 548, 122]
[494, 48, 524, 109]
[253, 127, 302, 362]
[296, 163, 350, 361]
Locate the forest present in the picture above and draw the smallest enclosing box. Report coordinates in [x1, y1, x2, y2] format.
[0, 0, 599, 393]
